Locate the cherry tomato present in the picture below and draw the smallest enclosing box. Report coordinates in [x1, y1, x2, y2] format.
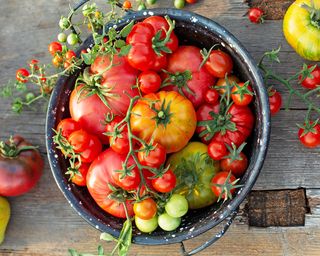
[105, 116, 124, 134]
[215, 75, 240, 95]
[138, 143, 166, 168]
[48, 42, 62, 56]
[65, 50, 76, 60]
[268, 88, 282, 115]
[68, 129, 90, 152]
[70, 162, 90, 186]
[211, 171, 237, 200]
[186, 0, 197, 3]
[299, 65, 320, 90]
[204, 50, 233, 78]
[109, 131, 130, 155]
[111, 164, 141, 191]
[204, 88, 219, 104]
[165, 194, 188, 218]
[208, 140, 228, 161]
[123, 0, 132, 9]
[221, 152, 248, 177]
[56, 118, 82, 139]
[52, 55, 63, 67]
[231, 82, 254, 106]
[135, 215, 158, 233]
[29, 59, 39, 70]
[152, 169, 176, 193]
[67, 33, 79, 46]
[174, 0, 185, 9]
[138, 71, 162, 94]
[248, 7, 264, 24]
[133, 198, 157, 220]
[298, 121, 320, 148]
[158, 213, 181, 231]
[16, 68, 30, 83]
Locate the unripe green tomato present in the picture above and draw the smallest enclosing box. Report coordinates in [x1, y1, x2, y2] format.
[138, 3, 147, 10]
[67, 33, 79, 46]
[147, 0, 157, 5]
[59, 17, 70, 30]
[57, 33, 67, 43]
[25, 92, 35, 102]
[165, 194, 188, 218]
[174, 0, 185, 9]
[135, 215, 158, 233]
[158, 213, 181, 231]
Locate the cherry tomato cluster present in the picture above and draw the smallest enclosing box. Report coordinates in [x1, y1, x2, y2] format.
[48, 41, 77, 69]
[54, 15, 256, 234]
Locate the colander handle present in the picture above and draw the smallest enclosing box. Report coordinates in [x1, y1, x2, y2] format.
[179, 209, 238, 256]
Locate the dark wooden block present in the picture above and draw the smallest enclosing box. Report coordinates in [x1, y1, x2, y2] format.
[247, 188, 308, 227]
[247, 0, 294, 20]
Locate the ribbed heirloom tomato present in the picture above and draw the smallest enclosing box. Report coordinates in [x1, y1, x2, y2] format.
[130, 91, 197, 153]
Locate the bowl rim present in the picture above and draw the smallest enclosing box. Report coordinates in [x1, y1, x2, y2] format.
[46, 8, 270, 245]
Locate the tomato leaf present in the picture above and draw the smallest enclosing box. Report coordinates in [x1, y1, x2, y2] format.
[119, 45, 132, 57]
[82, 52, 94, 65]
[120, 20, 134, 38]
[115, 39, 126, 48]
[100, 233, 117, 242]
[97, 245, 104, 255]
[118, 219, 132, 256]
[68, 249, 80, 256]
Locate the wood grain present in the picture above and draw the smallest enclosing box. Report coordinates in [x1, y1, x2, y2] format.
[248, 0, 294, 20]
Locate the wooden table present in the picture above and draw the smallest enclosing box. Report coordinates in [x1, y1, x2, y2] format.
[0, 0, 319, 255]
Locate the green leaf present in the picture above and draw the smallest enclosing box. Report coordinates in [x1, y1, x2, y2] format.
[97, 245, 104, 255]
[68, 249, 80, 256]
[119, 44, 132, 57]
[100, 233, 116, 242]
[115, 39, 126, 48]
[118, 219, 132, 256]
[82, 52, 94, 65]
[120, 20, 134, 38]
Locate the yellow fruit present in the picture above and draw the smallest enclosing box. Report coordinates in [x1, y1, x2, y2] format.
[0, 196, 10, 244]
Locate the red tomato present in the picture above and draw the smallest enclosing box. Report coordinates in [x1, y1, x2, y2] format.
[138, 143, 167, 168]
[248, 7, 264, 24]
[68, 129, 90, 152]
[48, 41, 62, 56]
[56, 118, 82, 139]
[298, 121, 320, 148]
[109, 131, 130, 155]
[65, 50, 76, 60]
[204, 89, 219, 104]
[111, 164, 141, 191]
[208, 140, 228, 161]
[152, 54, 168, 71]
[186, 0, 197, 3]
[204, 50, 233, 78]
[231, 82, 253, 106]
[52, 55, 63, 67]
[268, 88, 282, 115]
[299, 65, 320, 90]
[16, 68, 30, 83]
[164, 46, 215, 108]
[86, 148, 134, 218]
[211, 171, 237, 200]
[105, 116, 124, 134]
[215, 75, 240, 95]
[133, 198, 157, 220]
[70, 162, 90, 186]
[138, 71, 162, 94]
[0, 136, 43, 196]
[221, 152, 248, 177]
[123, 0, 132, 9]
[152, 169, 176, 193]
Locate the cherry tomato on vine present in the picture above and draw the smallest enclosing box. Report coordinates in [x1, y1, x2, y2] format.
[298, 121, 320, 148]
[138, 71, 162, 94]
[133, 198, 157, 220]
[16, 68, 30, 83]
[48, 42, 62, 56]
[215, 75, 240, 95]
[123, 0, 132, 9]
[109, 131, 130, 155]
[70, 162, 90, 186]
[268, 88, 282, 115]
[67, 33, 79, 46]
[135, 215, 158, 233]
[186, 0, 197, 3]
[56, 118, 82, 139]
[208, 140, 228, 161]
[152, 169, 176, 193]
[204, 50, 233, 78]
[231, 82, 254, 106]
[299, 65, 320, 90]
[138, 143, 166, 168]
[211, 171, 238, 201]
[111, 164, 141, 191]
[221, 152, 248, 177]
[52, 55, 63, 67]
[248, 7, 264, 24]
[105, 116, 123, 134]
[29, 59, 39, 70]
[204, 88, 219, 104]
[66, 50, 76, 60]
[174, 0, 185, 9]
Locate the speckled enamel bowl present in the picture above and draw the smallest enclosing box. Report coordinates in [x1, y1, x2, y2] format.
[46, 8, 270, 253]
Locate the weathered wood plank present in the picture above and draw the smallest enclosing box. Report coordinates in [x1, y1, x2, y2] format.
[248, 0, 294, 20]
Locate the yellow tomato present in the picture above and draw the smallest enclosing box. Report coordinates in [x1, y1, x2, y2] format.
[283, 0, 320, 61]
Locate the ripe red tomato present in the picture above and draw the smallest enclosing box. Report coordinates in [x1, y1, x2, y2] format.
[65, 50, 76, 60]
[70, 162, 90, 186]
[105, 116, 124, 134]
[48, 42, 62, 56]
[138, 71, 162, 94]
[268, 88, 282, 115]
[111, 164, 141, 191]
[16, 68, 30, 83]
[204, 50, 233, 78]
[186, 0, 197, 3]
[231, 82, 253, 106]
[109, 131, 130, 155]
[86, 148, 135, 218]
[152, 54, 168, 71]
[196, 102, 220, 141]
[0, 136, 43, 196]
[164, 46, 215, 108]
[52, 55, 63, 67]
[299, 65, 320, 90]
[68, 129, 90, 152]
[152, 169, 176, 193]
[123, 0, 132, 9]
[215, 75, 240, 95]
[208, 140, 227, 161]
[133, 198, 157, 220]
[248, 7, 264, 24]
[211, 171, 237, 200]
[221, 152, 248, 177]
[138, 143, 166, 168]
[204, 89, 219, 104]
[298, 121, 320, 148]
[56, 118, 82, 139]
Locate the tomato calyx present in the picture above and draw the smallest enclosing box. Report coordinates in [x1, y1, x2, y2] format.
[231, 81, 253, 101]
[0, 136, 38, 158]
[301, 1, 320, 29]
[297, 119, 319, 137]
[212, 171, 242, 202]
[162, 70, 193, 96]
[108, 183, 135, 203]
[151, 16, 175, 55]
[223, 142, 247, 162]
[150, 99, 173, 127]
[299, 64, 318, 82]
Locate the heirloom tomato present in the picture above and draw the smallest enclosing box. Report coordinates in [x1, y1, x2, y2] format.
[164, 46, 215, 108]
[86, 148, 136, 218]
[130, 91, 197, 153]
[283, 0, 320, 61]
[167, 142, 220, 209]
[0, 136, 43, 196]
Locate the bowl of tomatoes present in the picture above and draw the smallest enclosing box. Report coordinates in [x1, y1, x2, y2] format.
[46, 7, 270, 253]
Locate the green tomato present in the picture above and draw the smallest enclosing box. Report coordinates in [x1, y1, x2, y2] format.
[146, 0, 157, 5]
[174, 0, 185, 9]
[158, 213, 181, 231]
[138, 3, 147, 10]
[59, 17, 70, 30]
[165, 194, 188, 218]
[167, 142, 220, 209]
[135, 215, 158, 233]
[25, 93, 35, 102]
[57, 33, 67, 43]
[67, 33, 78, 46]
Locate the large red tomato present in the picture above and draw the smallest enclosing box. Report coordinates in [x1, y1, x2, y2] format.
[86, 148, 136, 218]
[164, 46, 215, 108]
